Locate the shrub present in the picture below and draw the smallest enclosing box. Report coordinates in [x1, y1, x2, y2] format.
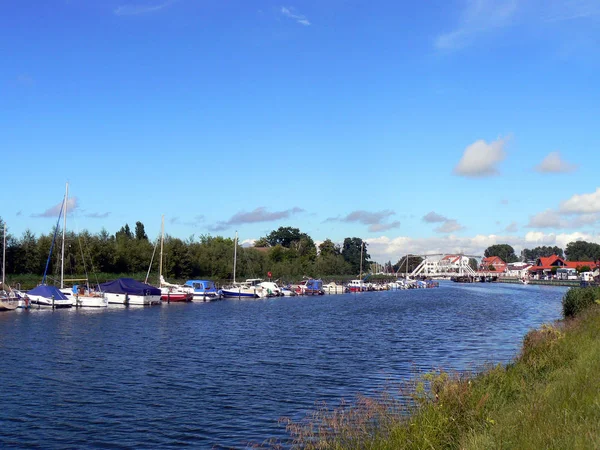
[562, 287, 600, 318]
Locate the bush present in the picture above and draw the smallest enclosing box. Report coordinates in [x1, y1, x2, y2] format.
[562, 287, 600, 318]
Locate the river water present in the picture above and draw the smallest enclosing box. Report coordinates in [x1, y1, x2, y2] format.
[0, 281, 567, 448]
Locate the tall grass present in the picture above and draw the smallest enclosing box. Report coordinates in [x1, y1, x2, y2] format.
[270, 288, 600, 449]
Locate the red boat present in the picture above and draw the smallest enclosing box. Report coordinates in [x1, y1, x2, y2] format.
[160, 288, 193, 302]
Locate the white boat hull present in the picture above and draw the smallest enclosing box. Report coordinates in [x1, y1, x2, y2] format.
[105, 293, 161, 305]
[27, 295, 73, 308]
[74, 295, 109, 307]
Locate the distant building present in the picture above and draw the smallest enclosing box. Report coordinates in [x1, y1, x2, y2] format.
[479, 256, 507, 273]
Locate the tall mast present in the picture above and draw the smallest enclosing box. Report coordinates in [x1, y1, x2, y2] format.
[359, 240, 363, 280]
[2, 223, 6, 287]
[159, 215, 164, 286]
[61, 182, 68, 289]
[233, 231, 238, 284]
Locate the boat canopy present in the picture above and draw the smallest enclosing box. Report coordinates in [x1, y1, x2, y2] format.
[28, 285, 69, 300]
[184, 280, 215, 289]
[99, 278, 160, 296]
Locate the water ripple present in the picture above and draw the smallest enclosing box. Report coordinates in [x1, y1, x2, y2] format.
[0, 281, 566, 448]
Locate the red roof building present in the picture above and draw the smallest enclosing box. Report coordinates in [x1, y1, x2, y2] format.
[479, 256, 507, 273]
[528, 255, 597, 276]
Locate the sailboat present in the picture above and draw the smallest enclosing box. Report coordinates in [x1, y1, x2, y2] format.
[221, 232, 267, 299]
[0, 224, 19, 311]
[155, 216, 192, 302]
[27, 184, 73, 308]
[54, 184, 108, 307]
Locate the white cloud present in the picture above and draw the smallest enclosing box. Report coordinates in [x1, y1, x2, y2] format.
[435, 0, 519, 50]
[505, 222, 518, 232]
[535, 151, 578, 173]
[114, 1, 174, 16]
[527, 208, 600, 229]
[560, 188, 600, 214]
[453, 136, 508, 177]
[281, 6, 310, 26]
[527, 209, 563, 228]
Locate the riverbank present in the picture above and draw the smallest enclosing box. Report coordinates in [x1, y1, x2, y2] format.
[497, 277, 581, 287]
[283, 288, 600, 449]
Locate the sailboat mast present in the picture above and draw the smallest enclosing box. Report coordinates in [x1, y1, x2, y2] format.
[2, 224, 5, 287]
[61, 182, 68, 289]
[233, 231, 238, 284]
[159, 215, 164, 286]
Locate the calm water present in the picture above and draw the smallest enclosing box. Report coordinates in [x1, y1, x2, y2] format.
[0, 281, 567, 449]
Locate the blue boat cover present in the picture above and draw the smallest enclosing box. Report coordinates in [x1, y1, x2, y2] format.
[99, 278, 161, 296]
[28, 285, 69, 300]
[305, 279, 323, 290]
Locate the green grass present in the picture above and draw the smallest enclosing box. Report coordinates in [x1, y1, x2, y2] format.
[275, 289, 600, 449]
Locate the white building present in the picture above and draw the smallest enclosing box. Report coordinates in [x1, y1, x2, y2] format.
[505, 262, 532, 278]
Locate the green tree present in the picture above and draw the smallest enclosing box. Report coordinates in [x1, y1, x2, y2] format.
[318, 239, 340, 257]
[565, 241, 600, 261]
[264, 226, 305, 248]
[521, 246, 564, 261]
[484, 244, 518, 263]
[395, 255, 424, 274]
[342, 237, 370, 275]
[469, 258, 478, 271]
[135, 221, 148, 241]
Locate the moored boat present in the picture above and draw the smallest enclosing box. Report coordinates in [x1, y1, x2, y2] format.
[347, 279, 367, 292]
[27, 285, 73, 308]
[182, 279, 220, 301]
[100, 278, 162, 306]
[322, 282, 344, 294]
[304, 279, 324, 295]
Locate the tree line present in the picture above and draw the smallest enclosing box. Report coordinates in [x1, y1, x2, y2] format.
[0, 220, 372, 283]
[484, 242, 600, 264]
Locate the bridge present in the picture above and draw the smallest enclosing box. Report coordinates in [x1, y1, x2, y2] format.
[394, 253, 499, 279]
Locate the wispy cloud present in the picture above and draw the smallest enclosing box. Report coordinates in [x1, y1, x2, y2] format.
[16, 210, 22, 217]
[435, 0, 519, 50]
[170, 215, 205, 227]
[114, 0, 174, 16]
[423, 211, 465, 233]
[505, 221, 518, 233]
[210, 207, 304, 232]
[543, 0, 600, 22]
[535, 151, 578, 174]
[422, 211, 448, 223]
[453, 136, 508, 178]
[326, 210, 400, 233]
[434, 219, 465, 233]
[31, 198, 79, 218]
[280, 6, 311, 26]
[85, 212, 111, 219]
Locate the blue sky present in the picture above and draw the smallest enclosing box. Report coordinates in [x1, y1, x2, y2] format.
[2, 0, 600, 262]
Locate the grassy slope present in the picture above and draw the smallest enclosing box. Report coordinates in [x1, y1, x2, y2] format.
[286, 305, 600, 449]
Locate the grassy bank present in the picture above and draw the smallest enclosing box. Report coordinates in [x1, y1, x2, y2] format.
[279, 287, 600, 449]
